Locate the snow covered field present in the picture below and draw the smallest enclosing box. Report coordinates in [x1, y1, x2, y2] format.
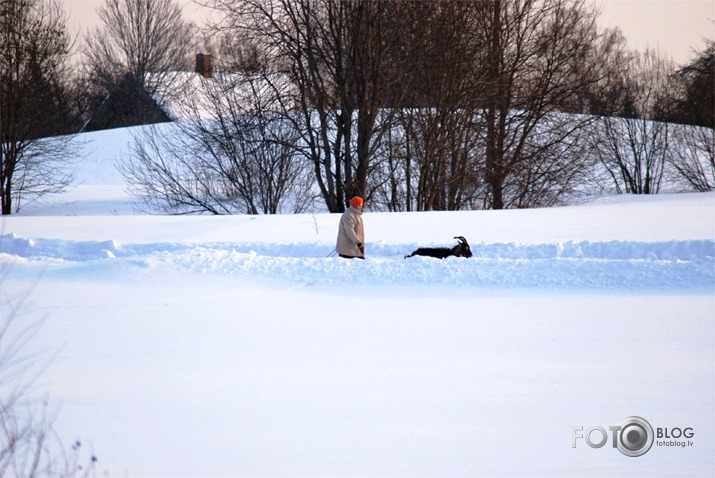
[1, 126, 714, 477]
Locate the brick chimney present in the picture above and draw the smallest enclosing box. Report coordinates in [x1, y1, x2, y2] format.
[195, 53, 213, 78]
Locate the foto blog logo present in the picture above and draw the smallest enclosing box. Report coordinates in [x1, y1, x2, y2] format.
[572, 416, 654, 457]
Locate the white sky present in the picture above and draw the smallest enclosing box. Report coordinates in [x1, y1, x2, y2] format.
[61, 0, 714, 65]
[596, 0, 714, 63]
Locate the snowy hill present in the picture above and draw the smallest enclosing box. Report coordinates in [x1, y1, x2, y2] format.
[1, 125, 713, 477]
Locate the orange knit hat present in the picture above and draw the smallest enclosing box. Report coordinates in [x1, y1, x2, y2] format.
[350, 196, 364, 208]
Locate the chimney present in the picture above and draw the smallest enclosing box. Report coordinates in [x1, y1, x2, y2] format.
[195, 53, 213, 78]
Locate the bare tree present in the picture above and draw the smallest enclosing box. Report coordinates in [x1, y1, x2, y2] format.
[592, 117, 670, 194]
[1, 0, 77, 215]
[669, 124, 714, 192]
[664, 41, 714, 192]
[503, 113, 597, 207]
[82, 0, 198, 121]
[121, 73, 310, 214]
[671, 40, 714, 128]
[591, 48, 676, 194]
[9, 137, 78, 213]
[480, 0, 602, 209]
[206, 0, 404, 212]
[375, 1, 487, 212]
[381, 108, 485, 212]
[373, 0, 606, 211]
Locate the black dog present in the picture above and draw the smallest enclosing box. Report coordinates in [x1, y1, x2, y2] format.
[405, 236, 472, 259]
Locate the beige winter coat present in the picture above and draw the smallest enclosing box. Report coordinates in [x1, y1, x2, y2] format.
[336, 206, 365, 258]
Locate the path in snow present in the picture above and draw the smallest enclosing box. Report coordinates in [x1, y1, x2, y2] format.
[2, 233, 713, 291]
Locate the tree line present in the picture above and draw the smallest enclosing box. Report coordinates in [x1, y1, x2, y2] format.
[1, 0, 713, 215]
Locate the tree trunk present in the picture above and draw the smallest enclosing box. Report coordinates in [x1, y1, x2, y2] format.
[485, 0, 505, 210]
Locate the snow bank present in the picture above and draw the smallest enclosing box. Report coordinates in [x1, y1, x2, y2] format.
[3, 232, 712, 290]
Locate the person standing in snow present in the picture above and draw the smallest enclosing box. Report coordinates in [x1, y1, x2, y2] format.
[336, 196, 365, 259]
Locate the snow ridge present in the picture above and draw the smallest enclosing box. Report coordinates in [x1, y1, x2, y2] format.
[3, 233, 713, 290]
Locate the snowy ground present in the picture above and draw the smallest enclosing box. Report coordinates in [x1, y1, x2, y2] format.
[1, 126, 714, 477]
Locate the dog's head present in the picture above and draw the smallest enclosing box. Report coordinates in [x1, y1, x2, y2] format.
[453, 236, 472, 258]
